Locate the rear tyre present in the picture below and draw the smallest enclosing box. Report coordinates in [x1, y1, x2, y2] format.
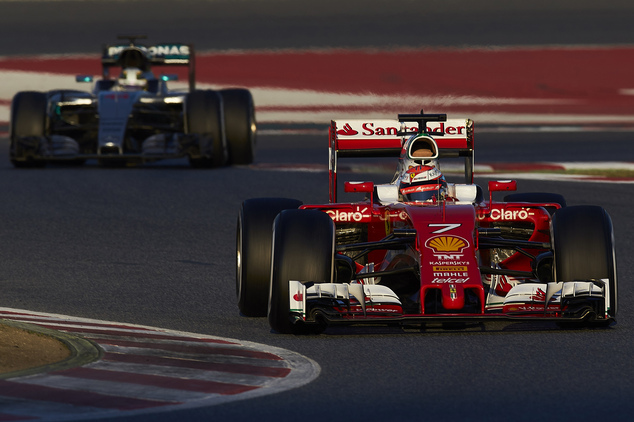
[269, 209, 335, 334]
[237, 198, 303, 317]
[10, 91, 48, 168]
[186, 90, 227, 168]
[552, 205, 617, 320]
[220, 89, 256, 165]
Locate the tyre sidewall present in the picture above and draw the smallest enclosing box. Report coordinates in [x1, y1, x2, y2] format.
[220, 89, 256, 165]
[186, 90, 227, 167]
[268, 209, 334, 333]
[10, 91, 48, 165]
[237, 198, 303, 317]
[551, 205, 617, 316]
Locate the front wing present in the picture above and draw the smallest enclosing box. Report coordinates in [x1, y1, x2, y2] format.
[288, 279, 612, 326]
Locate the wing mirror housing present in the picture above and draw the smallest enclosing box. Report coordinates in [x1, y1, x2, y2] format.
[76, 75, 94, 83]
[488, 180, 517, 204]
[345, 181, 374, 193]
[344, 181, 374, 207]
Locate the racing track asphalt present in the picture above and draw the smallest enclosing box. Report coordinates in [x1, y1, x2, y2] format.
[0, 129, 633, 422]
[1, 1, 634, 421]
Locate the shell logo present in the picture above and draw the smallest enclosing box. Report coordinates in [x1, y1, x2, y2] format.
[425, 235, 468, 253]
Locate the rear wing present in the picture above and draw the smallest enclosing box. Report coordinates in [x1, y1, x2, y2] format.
[101, 40, 196, 91]
[329, 117, 474, 203]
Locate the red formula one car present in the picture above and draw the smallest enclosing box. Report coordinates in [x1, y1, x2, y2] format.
[236, 111, 617, 334]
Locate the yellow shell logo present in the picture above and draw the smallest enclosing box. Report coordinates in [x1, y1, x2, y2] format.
[426, 236, 468, 253]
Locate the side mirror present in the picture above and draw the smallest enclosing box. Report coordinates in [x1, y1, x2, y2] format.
[344, 181, 374, 193]
[344, 181, 374, 207]
[488, 180, 517, 204]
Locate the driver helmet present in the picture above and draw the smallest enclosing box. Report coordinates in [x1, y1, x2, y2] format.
[117, 48, 150, 71]
[118, 67, 147, 91]
[399, 165, 447, 202]
[396, 134, 446, 202]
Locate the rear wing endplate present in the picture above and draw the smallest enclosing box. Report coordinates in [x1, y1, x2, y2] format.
[329, 117, 474, 203]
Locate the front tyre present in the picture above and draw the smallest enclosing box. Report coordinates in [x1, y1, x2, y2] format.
[268, 209, 335, 334]
[186, 90, 227, 168]
[10, 91, 48, 168]
[237, 198, 303, 317]
[551, 205, 617, 320]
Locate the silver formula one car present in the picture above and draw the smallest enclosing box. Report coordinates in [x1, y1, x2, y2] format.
[10, 36, 256, 168]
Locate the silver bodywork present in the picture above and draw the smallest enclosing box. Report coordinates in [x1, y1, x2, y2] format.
[10, 40, 234, 167]
[44, 86, 190, 161]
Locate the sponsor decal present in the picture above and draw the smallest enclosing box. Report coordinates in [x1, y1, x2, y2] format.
[531, 288, 546, 302]
[403, 166, 441, 184]
[430, 260, 468, 266]
[290, 294, 304, 313]
[365, 306, 401, 313]
[433, 272, 468, 277]
[494, 275, 514, 296]
[107, 44, 190, 58]
[506, 304, 560, 312]
[107, 46, 131, 57]
[433, 266, 468, 272]
[336, 123, 358, 136]
[425, 235, 469, 253]
[432, 277, 469, 284]
[148, 44, 190, 57]
[326, 205, 371, 222]
[429, 223, 461, 234]
[428, 123, 466, 135]
[430, 255, 466, 262]
[342, 305, 401, 313]
[480, 207, 533, 221]
[343, 122, 466, 137]
[400, 184, 440, 195]
[449, 284, 458, 299]
[406, 165, 434, 177]
[361, 123, 406, 136]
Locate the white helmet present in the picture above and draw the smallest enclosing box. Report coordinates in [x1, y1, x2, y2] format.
[118, 67, 147, 91]
[396, 134, 446, 202]
[398, 165, 446, 202]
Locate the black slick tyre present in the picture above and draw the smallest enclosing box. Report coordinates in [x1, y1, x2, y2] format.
[268, 209, 335, 334]
[551, 205, 617, 320]
[237, 198, 303, 317]
[10, 91, 48, 168]
[220, 89, 256, 165]
[186, 90, 226, 168]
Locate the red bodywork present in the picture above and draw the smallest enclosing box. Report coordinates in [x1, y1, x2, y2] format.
[297, 118, 562, 320]
[303, 196, 555, 318]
